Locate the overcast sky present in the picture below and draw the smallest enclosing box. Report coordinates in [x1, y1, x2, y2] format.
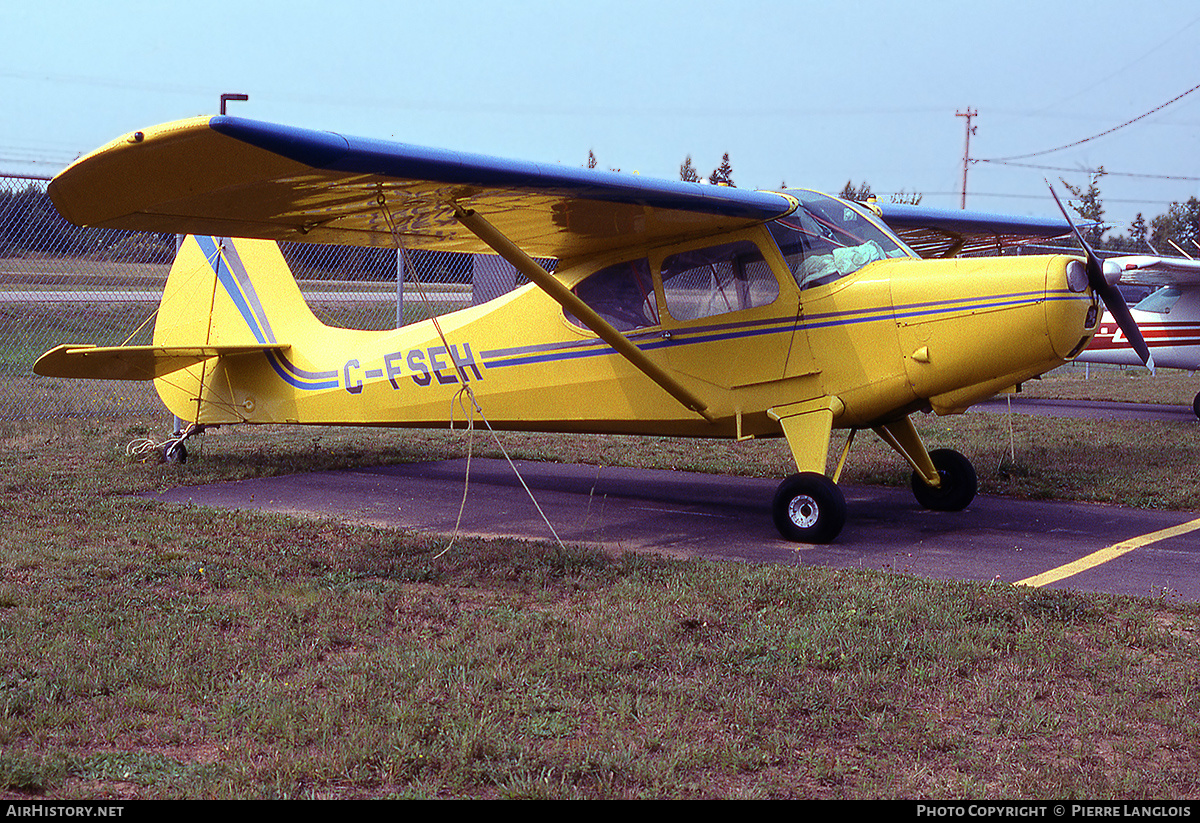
[4, 0, 1199, 233]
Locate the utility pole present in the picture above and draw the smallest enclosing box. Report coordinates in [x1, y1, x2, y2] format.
[956, 107, 977, 209]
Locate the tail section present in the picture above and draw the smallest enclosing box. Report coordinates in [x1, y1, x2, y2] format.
[33, 236, 307, 400]
[154, 235, 318, 351]
[152, 235, 333, 424]
[35, 235, 379, 427]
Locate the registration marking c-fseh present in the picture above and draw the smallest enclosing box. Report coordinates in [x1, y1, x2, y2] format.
[1017, 517, 1200, 588]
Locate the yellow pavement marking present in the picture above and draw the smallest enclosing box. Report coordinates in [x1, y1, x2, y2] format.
[1017, 517, 1200, 588]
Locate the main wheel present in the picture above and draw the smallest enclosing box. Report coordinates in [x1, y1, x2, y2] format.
[911, 448, 976, 511]
[1192, 391, 1199, 421]
[772, 472, 846, 544]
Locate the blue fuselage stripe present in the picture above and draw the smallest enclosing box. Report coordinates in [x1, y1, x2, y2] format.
[480, 290, 1083, 371]
[195, 236, 338, 390]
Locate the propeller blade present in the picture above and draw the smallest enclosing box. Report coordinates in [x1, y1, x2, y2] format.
[1046, 182, 1155, 372]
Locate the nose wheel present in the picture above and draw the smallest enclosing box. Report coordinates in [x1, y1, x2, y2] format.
[772, 472, 846, 544]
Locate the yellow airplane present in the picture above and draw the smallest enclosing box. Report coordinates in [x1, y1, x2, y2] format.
[34, 116, 1152, 543]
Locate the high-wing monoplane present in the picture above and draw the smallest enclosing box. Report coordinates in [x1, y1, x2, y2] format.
[33, 116, 1154, 542]
[1073, 255, 1200, 419]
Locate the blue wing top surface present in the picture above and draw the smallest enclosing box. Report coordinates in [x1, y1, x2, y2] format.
[49, 116, 798, 261]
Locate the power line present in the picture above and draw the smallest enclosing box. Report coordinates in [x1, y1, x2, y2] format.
[978, 81, 1200, 163]
[975, 159, 1200, 182]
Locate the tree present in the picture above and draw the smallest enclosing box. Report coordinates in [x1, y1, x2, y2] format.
[1118, 213, 1150, 253]
[586, 150, 597, 170]
[708, 153, 734, 187]
[839, 181, 872, 201]
[1060, 167, 1107, 247]
[679, 155, 700, 182]
[1151, 197, 1200, 255]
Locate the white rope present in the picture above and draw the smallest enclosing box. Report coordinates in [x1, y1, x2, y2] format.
[125, 422, 199, 463]
[374, 193, 567, 557]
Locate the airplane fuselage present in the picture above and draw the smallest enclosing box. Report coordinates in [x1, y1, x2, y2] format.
[152, 232, 1097, 447]
[1078, 286, 1200, 371]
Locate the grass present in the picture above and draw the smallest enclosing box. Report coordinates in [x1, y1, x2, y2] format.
[1, 370, 1199, 798]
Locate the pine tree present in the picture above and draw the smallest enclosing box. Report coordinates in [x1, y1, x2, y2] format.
[839, 181, 872, 201]
[586, 150, 597, 170]
[708, 153, 734, 187]
[680, 155, 700, 182]
[1126, 213, 1149, 252]
[1060, 168, 1107, 247]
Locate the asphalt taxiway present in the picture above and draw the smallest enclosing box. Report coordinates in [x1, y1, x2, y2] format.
[151, 456, 1200, 601]
[972, 396, 1197, 423]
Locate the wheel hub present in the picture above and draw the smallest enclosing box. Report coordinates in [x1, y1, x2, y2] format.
[787, 494, 819, 528]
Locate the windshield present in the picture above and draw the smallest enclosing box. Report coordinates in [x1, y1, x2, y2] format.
[1133, 286, 1181, 314]
[767, 190, 913, 289]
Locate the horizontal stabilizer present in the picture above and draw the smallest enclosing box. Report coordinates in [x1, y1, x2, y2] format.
[34, 344, 289, 381]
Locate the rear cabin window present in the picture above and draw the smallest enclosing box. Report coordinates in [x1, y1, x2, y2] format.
[660, 240, 779, 321]
[566, 257, 659, 331]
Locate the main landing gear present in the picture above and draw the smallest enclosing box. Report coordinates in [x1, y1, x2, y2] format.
[772, 472, 847, 544]
[770, 446, 978, 544]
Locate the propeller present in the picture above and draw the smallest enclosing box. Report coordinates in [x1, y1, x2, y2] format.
[1047, 182, 1155, 373]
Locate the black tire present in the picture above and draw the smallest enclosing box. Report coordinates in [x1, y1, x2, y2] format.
[1192, 391, 1199, 421]
[772, 472, 846, 544]
[911, 448, 976, 511]
[164, 441, 187, 465]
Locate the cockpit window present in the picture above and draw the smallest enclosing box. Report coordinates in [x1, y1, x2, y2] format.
[1133, 286, 1181, 314]
[566, 257, 658, 331]
[767, 190, 912, 289]
[660, 240, 779, 321]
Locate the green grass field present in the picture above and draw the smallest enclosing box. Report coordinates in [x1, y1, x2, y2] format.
[1, 369, 1199, 799]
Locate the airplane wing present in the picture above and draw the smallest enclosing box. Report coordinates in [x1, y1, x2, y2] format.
[875, 202, 1074, 259]
[48, 116, 798, 262]
[1103, 255, 1200, 288]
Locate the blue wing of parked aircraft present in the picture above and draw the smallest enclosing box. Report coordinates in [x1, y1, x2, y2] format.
[876, 202, 1073, 258]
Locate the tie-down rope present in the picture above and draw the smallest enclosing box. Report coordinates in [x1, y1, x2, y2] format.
[376, 193, 566, 556]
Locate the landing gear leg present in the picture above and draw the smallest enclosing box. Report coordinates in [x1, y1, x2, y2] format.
[874, 415, 977, 512]
[768, 401, 844, 543]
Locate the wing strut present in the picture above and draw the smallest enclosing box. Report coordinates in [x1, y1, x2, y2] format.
[453, 207, 715, 422]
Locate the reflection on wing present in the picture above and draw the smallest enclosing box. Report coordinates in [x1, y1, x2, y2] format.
[1105, 255, 1200, 288]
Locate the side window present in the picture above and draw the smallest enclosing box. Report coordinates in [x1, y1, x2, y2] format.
[660, 241, 779, 321]
[566, 257, 659, 331]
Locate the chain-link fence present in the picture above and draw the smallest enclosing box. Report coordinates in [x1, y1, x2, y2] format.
[1, 174, 525, 420]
